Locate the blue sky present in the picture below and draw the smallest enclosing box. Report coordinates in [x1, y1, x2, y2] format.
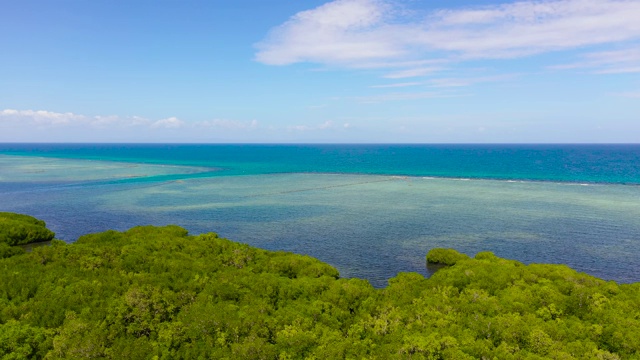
[1, 0, 639, 143]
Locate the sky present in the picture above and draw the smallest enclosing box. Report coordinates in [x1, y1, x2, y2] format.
[1, 0, 639, 143]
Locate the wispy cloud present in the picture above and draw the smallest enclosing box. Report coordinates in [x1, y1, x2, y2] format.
[613, 91, 640, 98]
[551, 48, 640, 74]
[423, 0, 640, 58]
[428, 74, 518, 88]
[307, 104, 328, 109]
[356, 91, 464, 104]
[383, 67, 443, 79]
[350, 59, 446, 70]
[369, 82, 422, 88]
[256, 0, 640, 72]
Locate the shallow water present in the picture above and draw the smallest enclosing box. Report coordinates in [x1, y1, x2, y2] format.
[1, 154, 638, 287]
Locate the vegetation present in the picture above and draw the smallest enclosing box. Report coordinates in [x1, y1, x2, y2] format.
[0, 212, 55, 246]
[426, 248, 470, 266]
[0, 242, 25, 259]
[1, 213, 639, 359]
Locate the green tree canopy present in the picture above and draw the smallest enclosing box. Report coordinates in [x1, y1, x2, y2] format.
[0, 213, 638, 359]
[0, 212, 55, 246]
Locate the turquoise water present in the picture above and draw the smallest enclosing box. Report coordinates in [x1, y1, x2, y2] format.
[2, 143, 640, 183]
[0, 144, 639, 287]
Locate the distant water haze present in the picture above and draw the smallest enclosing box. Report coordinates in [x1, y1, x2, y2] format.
[0, 144, 638, 287]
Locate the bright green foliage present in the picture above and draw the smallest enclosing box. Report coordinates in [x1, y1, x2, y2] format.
[0, 320, 53, 359]
[0, 212, 55, 246]
[426, 248, 470, 265]
[1, 217, 639, 359]
[0, 212, 48, 227]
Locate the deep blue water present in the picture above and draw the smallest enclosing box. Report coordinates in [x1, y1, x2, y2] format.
[1, 143, 640, 184]
[1, 143, 639, 287]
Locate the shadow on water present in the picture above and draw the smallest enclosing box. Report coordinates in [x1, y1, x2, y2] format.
[18, 241, 52, 252]
[426, 262, 448, 277]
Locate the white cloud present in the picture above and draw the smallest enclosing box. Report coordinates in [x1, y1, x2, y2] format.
[288, 120, 336, 131]
[129, 116, 152, 126]
[0, 109, 158, 129]
[90, 115, 153, 128]
[90, 115, 121, 126]
[0, 109, 85, 126]
[424, 0, 640, 58]
[151, 117, 185, 129]
[0, 109, 19, 116]
[255, 0, 402, 66]
[318, 120, 333, 129]
[1, 109, 265, 134]
[256, 0, 640, 69]
[1, 109, 265, 141]
[195, 119, 259, 130]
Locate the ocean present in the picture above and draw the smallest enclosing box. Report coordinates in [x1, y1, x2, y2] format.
[1, 143, 639, 287]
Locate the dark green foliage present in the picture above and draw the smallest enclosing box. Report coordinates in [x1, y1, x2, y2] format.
[0, 215, 639, 359]
[426, 247, 470, 265]
[0, 212, 55, 246]
[0, 242, 25, 259]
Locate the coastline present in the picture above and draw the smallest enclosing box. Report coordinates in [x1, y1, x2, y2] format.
[1, 147, 639, 286]
[1, 220, 638, 359]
